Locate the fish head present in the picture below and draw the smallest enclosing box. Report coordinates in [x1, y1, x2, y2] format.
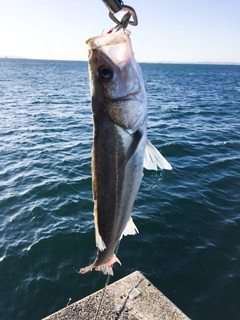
[86, 30, 147, 132]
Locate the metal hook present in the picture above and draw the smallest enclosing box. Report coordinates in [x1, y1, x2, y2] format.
[102, 1, 138, 29]
[109, 5, 138, 28]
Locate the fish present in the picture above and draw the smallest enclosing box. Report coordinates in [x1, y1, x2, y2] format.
[80, 29, 172, 276]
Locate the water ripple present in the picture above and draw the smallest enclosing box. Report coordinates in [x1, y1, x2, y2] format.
[0, 60, 240, 320]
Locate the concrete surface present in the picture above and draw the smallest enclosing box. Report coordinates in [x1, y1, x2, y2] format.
[43, 271, 190, 320]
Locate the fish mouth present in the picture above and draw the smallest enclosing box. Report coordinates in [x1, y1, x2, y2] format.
[112, 92, 138, 102]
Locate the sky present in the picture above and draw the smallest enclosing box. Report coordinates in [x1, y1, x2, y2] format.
[0, 0, 240, 63]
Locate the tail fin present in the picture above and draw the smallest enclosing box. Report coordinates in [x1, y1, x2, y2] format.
[79, 254, 121, 276]
[79, 265, 93, 274]
[95, 254, 121, 275]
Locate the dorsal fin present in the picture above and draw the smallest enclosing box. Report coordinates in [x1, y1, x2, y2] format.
[119, 218, 139, 240]
[144, 140, 172, 170]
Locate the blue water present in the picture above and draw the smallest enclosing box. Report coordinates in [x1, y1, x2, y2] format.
[0, 58, 240, 320]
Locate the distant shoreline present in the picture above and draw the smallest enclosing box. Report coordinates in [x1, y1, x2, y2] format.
[0, 57, 239, 65]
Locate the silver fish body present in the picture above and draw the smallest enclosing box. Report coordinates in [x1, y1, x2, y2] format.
[80, 30, 171, 275]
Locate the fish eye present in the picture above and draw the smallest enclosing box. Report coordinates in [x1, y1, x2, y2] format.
[97, 65, 113, 82]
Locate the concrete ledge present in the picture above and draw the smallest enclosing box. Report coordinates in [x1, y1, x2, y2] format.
[43, 271, 190, 320]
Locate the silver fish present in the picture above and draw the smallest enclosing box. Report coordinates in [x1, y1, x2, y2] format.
[80, 30, 172, 275]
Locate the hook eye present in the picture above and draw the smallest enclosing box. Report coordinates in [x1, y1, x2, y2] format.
[97, 65, 113, 82]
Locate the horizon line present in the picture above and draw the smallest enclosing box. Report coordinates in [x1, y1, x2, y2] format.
[0, 56, 240, 65]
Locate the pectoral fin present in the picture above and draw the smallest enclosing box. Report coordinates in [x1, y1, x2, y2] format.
[123, 130, 142, 166]
[144, 140, 172, 170]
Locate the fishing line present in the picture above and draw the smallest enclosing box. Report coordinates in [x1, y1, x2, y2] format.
[94, 273, 111, 320]
[94, 242, 120, 320]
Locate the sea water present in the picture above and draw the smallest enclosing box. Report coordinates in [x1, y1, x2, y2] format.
[0, 59, 240, 320]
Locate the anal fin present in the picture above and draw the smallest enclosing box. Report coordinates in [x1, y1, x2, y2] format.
[94, 203, 106, 251]
[96, 231, 106, 251]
